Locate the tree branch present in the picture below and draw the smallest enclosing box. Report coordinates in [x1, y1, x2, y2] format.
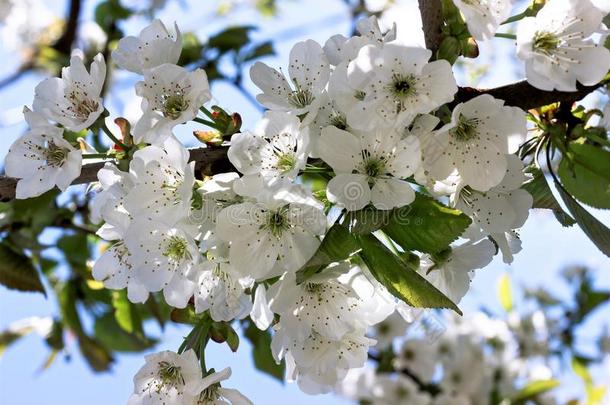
[53, 0, 82, 55]
[418, 0, 444, 55]
[0, 146, 229, 202]
[454, 79, 609, 110]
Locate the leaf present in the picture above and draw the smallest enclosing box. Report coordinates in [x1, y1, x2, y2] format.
[381, 193, 471, 254]
[346, 206, 392, 235]
[111, 291, 143, 336]
[93, 312, 156, 353]
[244, 322, 284, 382]
[77, 334, 114, 372]
[522, 166, 575, 226]
[556, 182, 610, 257]
[559, 144, 610, 209]
[356, 233, 462, 314]
[208, 26, 255, 53]
[0, 244, 45, 294]
[57, 233, 90, 271]
[512, 380, 560, 403]
[242, 41, 274, 62]
[295, 224, 360, 284]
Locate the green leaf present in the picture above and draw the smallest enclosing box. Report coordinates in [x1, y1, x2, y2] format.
[381, 193, 471, 254]
[497, 273, 513, 312]
[559, 144, 610, 209]
[356, 233, 462, 314]
[0, 244, 45, 294]
[57, 233, 90, 270]
[208, 26, 255, 53]
[58, 282, 84, 335]
[556, 182, 610, 257]
[112, 291, 143, 336]
[93, 312, 156, 353]
[295, 224, 360, 284]
[346, 206, 392, 235]
[523, 166, 576, 226]
[512, 380, 560, 403]
[244, 322, 284, 382]
[242, 41, 274, 62]
[77, 334, 114, 372]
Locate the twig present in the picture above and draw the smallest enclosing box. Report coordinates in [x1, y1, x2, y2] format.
[418, 0, 444, 55]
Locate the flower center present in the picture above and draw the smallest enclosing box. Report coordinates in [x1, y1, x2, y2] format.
[44, 141, 69, 167]
[163, 235, 191, 262]
[329, 112, 347, 130]
[533, 31, 560, 55]
[66, 91, 99, 120]
[450, 114, 479, 141]
[354, 90, 366, 101]
[288, 88, 313, 109]
[197, 384, 221, 404]
[275, 152, 297, 173]
[263, 207, 290, 238]
[360, 150, 386, 182]
[162, 92, 189, 119]
[157, 361, 184, 390]
[389, 73, 416, 99]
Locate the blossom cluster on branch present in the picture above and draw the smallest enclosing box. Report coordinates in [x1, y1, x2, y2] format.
[1, 0, 610, 403]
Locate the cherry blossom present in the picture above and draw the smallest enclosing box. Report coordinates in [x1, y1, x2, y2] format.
[452, 0, 513, 41]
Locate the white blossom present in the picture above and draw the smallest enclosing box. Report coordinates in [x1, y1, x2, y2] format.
[370, 374, 431, 405]
[197, 172, 242, 235]
[190, 367, 252, 405]
[128, 349, 203, 405]
[5, 108, 82, 199]
[340, 43, 457, 131]
[452, 0, 513, 41]
[33, 52, 106, 132]
[516, 0, 610, 91]
[112, 19, 182, 74]
[418, 239, 495, 304]
[250, 39, 329, 123]
[427, 94, 527, 192]
[393, 339, 437, 383]
[228, 111, 309, 183]
[134, 63, 210, 144]
[318, 126, 420, 211]
[215, 181, 326, 281]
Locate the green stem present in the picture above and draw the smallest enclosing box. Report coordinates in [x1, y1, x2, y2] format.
[199, 106, 215, 120]
[194, 117, 219, 129]
[585, 132, 610, 148]
[495, 33, 517, 40]
[501, 10, 529, 25]
[101, 124, 128, 150]
[82, 153, 110, 159]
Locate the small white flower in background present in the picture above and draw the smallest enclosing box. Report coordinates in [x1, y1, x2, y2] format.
[516, 0, 610, 92]
[192, 257, 253, 322]
[323, 16, 396, 65]
[250, 39, 329, 124]
[134, 63, 210, 144]
[124, 216, 199, 308]
[439, 346, 486, 397]
[191, 367, 253, 405]
[427, 94, 527, 192]
[433, 393, 471, 405]
[128, 349, 203, 405]
[228, 111, 309, 183]
[112, 19, 182, 74]
[5, 108, 82, 199]
[372, 311, 409, 348]
[452, 0, 513, 41]
[342, 43, 457, 131]
[33, 52, 106, 132]
[305, 91, 350, 157]
[370, 374, 432, 405]
[215, 180, 326, 281]
[418, 239, 495, 304]
[393, 339, 438, 383]
[454, 154, 533, 263]
[318, 126, 420, 211]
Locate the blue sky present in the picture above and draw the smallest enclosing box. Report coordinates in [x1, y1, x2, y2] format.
[0, 0, 609, 404]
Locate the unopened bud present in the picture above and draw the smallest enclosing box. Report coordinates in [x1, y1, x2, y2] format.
[194, 129, 223, 146]
[462, 37, 479, 59]
[437, 36, 461, 64]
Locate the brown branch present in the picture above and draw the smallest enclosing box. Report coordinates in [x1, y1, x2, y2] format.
[0, 146, 229, 202]
[454, 79, 609, 110]
[418, 0, 444, 55]
[52, 0, 82, 55]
